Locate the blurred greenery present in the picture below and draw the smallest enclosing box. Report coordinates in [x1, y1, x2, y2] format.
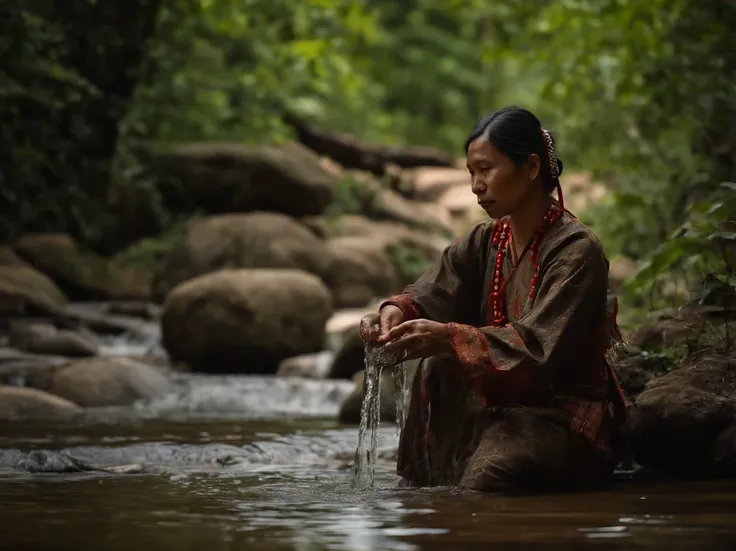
[1, 0, 735, 325]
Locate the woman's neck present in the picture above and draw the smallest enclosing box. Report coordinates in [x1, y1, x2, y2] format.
[510, 192, 552, 256]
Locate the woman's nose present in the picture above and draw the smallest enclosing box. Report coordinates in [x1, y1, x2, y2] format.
[471, 176, 486, 195]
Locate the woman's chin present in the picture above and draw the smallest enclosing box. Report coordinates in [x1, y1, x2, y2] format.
[482, 204, 506, 219]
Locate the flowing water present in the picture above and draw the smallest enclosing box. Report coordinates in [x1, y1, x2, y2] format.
[352, 344, 408, 490]
[2, 313, 736, 550]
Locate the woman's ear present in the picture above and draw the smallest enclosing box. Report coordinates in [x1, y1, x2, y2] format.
[527, 153, 541, 181]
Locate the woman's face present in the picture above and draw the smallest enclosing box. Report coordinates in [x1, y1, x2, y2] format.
[466, 137, 540, 219]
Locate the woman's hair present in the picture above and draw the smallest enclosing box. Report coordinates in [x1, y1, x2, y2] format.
[464, 106, 564, 193]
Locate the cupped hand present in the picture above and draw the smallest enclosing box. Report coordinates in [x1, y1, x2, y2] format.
[382, 319, 453, 361]
[359, 305, 405, 343]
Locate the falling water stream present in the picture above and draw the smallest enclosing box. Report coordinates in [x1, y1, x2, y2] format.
[353, 343, 409, 490]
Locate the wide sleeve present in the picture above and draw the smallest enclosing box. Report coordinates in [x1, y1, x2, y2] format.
[446, 235, 609, 402]
[380, 222, 491, 324]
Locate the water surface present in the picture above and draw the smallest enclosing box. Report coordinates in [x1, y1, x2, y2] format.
[1, 374, 735, 551]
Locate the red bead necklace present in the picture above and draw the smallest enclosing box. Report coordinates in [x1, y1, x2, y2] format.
[488, 205, 563, 326]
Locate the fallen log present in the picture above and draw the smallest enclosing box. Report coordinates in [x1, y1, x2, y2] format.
[283, 113, 454, 175]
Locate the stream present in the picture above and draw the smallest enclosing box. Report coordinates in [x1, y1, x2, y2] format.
[1, 306, 736, 550]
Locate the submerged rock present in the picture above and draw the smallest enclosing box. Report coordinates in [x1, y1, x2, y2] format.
[0, 385, 81, 420]
[48, 357, 172, 407]
[161, 269, 332, 374]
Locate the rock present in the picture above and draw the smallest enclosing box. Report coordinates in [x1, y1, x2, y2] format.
[161, 269, 333, 374]
[325, 236, 401, 308]
[0, 245, 28, 266]
[351, 171, 455, 235]
[626, 350, 736, 476]
[626, 307, 706, 350]
[276, 351, 334, 379]
[610, 348, 671, 397]
[329, 329, 366, 380]
[0, 358, 67, 392]
[49, 357, 172, 408]
[0, 385, 81, 420]
[9, 322, 99, 357]
[303, 214, 449, 289]
[402, 166, 469, 202]
[152, 212, 333, 301]
[338, 370, 394, 424]
[283, 113, 454, 174]
[304, 214, 449, 260]
[0, 264, 67, 317]
[434, 183, 489, 236]
[609, 256, 637, 292]
[152, 142, 336, 218]
[338, 361, 418, 424]
[14, 234, 151, 301]
[325, 306, 377, 354]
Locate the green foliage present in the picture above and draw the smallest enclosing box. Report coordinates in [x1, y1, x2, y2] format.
[387, 243, 433, 285]
[3, 0, 735, 332]
[623, 182, 736, 309]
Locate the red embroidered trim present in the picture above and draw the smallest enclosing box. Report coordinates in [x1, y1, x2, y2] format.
[379, 293, 420, 321]
[566, 401, 606, 449]
[447, 322, 493, 393]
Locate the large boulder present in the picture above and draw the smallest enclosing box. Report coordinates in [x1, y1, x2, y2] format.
[626, 349, 736, 476]
[14, 234, 151, 301]
[0, 385, 81, 420]
[161, 269, 332, 374]
[152, 142, 336, 218]
[153, 212, 332, 301]
[48, 357, 172, 408]
[325, 236, 400, 308]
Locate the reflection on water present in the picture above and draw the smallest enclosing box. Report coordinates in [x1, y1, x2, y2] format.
[2, 462, 736, 551]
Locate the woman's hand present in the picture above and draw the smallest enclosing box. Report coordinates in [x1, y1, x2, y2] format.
[359, 305, 405, 343]
[382, 319, 453, 361]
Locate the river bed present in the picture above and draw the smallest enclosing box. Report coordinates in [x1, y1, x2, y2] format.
[2, 374, 736, 551]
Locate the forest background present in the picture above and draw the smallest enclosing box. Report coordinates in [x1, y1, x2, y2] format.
[2, 0, 735, 344]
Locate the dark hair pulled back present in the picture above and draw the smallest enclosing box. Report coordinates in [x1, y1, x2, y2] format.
[464, 106, 564, 193]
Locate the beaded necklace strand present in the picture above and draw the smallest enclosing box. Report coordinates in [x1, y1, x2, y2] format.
[488, 204, 564, 326]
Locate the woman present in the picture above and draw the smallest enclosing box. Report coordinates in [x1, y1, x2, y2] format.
[360, 106, 629, 493]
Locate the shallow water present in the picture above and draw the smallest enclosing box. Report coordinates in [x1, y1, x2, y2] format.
[1, 375, 736, 551]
